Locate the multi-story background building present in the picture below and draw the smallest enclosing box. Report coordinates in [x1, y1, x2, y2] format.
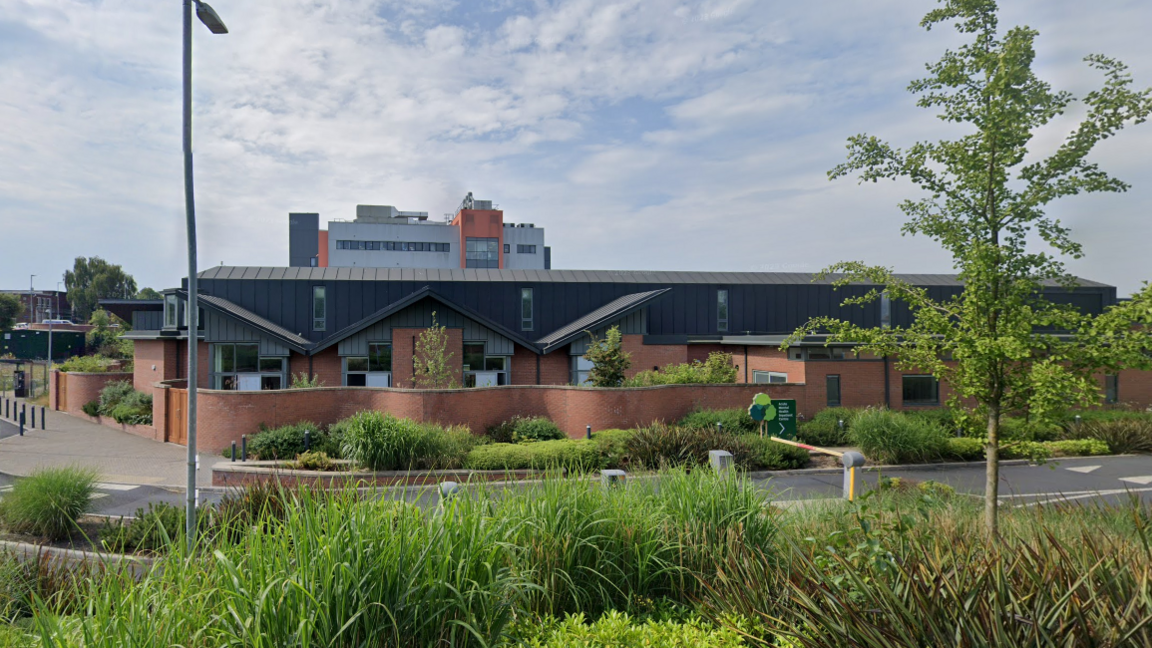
[288, 193, 550, 270]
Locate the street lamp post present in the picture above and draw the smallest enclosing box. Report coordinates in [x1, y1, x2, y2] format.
[29, 275, 35, 325]
[183, 0, 228, 551]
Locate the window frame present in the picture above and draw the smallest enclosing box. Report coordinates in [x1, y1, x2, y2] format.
[516, 244, 537, 254]
[462, 341, 510, 387]
[465, 237, 500, 268]
[826, 374, 842, 407]
[521, 288, 533, 331]
[752, 370, 788, 384]
[164, 294, 178, 328]
[312, 286, 326, 331]
[717, 289, 729, 332]
[343, 343, 393, 387]
[211, 343, 286, 391]
[1104, 374, 1119, 404]
[901, 375, 940, 406]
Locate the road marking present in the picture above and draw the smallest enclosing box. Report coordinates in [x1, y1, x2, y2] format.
[92, 493, 108, 500]
[95, 483, 140, 492]
[1011, 487, 1152, 508]
[1065, 465, 1101, 474]
[1119, 475, 1152, 486]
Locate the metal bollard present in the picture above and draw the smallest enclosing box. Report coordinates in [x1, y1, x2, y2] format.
[841, 451, 866, 501]
[601, 469, 626, 488]
[586, 425, 592, 439]
[241, 435, 247, 462]
[40, 407, 45, 430]
[717, 422, 723, 434]
[709, 450, 734, 473]
[304, 430, 311, 452]
[439, 481, 460, 506]
[31, 407, 35, 429]
[231, 441, 237, 462]
[19, 411, 25, 436]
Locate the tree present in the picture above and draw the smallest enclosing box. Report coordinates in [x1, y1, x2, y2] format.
[582, 326, 632, 387]
[413, 312, 457, 389]
[86, 309, 133, 359]
[789, 0, 1152, 536]
[0, 294, 23, 331]
[136, 288, 162, 300]
[63, 257, 138, 322]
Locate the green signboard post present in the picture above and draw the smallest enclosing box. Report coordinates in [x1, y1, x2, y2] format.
[747, 393, 798, 440]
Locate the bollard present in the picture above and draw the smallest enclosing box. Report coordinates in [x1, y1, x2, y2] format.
[231, 441, 237, 462]
[586, 425, 592, 439]
[40, 407, 45, 430]
[600, 469, 626, 488]
[19, 411, 25, 436]
[304, 430, 311, 452]
[437, 479, 460, 505]
[717, 422, 723, 434]
[4, 397, 7, 419]
[31, 407, 35, 429]
[841, 451, 866, 501]
[21, 404, 26, 425]
[1074, 415, 1082, 426]
[838, 419, 845, 432]
[241, 435, 247, 462]
[708, 450, 734, 473]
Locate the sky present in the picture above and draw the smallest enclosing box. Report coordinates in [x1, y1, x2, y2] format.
[1, 0, 1150, 298]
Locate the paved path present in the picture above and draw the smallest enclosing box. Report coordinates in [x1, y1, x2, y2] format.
[0, 399, 222, 488]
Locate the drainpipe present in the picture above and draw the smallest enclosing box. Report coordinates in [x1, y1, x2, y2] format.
[883, 354, 891, 408]
[308, 354, 313, 382]
[744, 345, 749, 383]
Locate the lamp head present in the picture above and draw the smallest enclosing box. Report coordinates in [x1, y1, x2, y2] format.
[195, 1, 229, 34]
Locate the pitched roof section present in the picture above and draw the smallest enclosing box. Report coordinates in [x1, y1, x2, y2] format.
[186, 292, 313, 353]
[196, 266, 1112, 288]
[536, 289, 670, 354]
[311, 286, 541, 354]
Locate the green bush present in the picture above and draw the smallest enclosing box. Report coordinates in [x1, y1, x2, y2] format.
[797, 407, 861, 447]
[590, 429, 636, 468]
[0, 466, 98, 540]
[0, 551, 36, 622]
[245, 421, 337, 460]
[55, 355, 117, 373]
[464, 440, 602, 472]
[100, 502, 209, 554]
[1045, 439, 1110, 457]
[296, 451, 336, 471]
[1000, 417, 1061, 442]
[81, 400, 100, 417]
[1062, 419, 1152, 454]
[511, 417, 566, 444]
[340, 411, 476, 471]
[678, 408, 758, 434]
[110, 390, 152, 425]
[515, 611, 745, 647]
[738, 434, 810, 470]
[96, 380, 134, 415]
[1000, 441, 1052, 461]
[850, 408, 949, 464]
[485, 416, 522, 444]
[623, 352, 738, 386]
[944, 436, 984, 461]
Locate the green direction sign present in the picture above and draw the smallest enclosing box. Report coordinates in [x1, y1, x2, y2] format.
[768, 399, 798, 440]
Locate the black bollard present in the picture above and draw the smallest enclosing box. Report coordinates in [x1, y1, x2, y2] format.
[586, 424, 592, 439]
[231, 441, 237, 462]
[304, 430, 311, 452]
[241, 435, 247, 462]
[31, 407, 35, 429]
[40, 407, 45, 430]
[19, 411, 24, 436]
[717, 422, 723, 434]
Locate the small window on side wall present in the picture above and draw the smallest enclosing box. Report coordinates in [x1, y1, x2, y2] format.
[313, 286, 326, 331]
[1104, 375, 1119, 404]
[717, 289, 729, 332]
[521, 288, 533, 331]
[164, 294, 178, 328]
[902, 375, 939, 405]
[826, 374, 841, 407]
[752, 371, 787, 384]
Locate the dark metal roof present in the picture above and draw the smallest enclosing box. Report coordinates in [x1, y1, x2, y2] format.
[189, 292, 312, 352]
[195, 266, 1111, 288]
[98, 299, 163, 323]
[311, 286, 541, 354]
[536, 289, 670, 353]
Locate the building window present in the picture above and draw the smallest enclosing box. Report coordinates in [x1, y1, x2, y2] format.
[504, 243, 510, 254]
[902, 375, 939, 405]
[573, 356, 594, 385]
[717, 289, 728, 332]
[164, 294, 178, 328]
[335, 240, 449, 252]
[802, 347, 850, 361]
[826, 374, 842, 407]
[212, 343, 285, 390]
[312, 286, 326, 331]
[517, 244, 537, 254]
[1104, 374, 1119, 404]
[465, 237, 500, 268]
[753, 370, 788, 384]
[344, 343, 392, 387]
[309, 257, 318, 267]
[462, 342, 509, 387]
[521, 288, 533, 331]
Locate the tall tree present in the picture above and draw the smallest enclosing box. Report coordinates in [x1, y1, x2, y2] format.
[583, 326, 632, 387]
[136, 288, 162, 300]
[64, 257, 138, 322]
[0, 293, 23, 331]
[790, 0, 1152, 536]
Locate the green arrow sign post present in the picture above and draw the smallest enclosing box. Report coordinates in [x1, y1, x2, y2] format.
[748, 393, 798, 440]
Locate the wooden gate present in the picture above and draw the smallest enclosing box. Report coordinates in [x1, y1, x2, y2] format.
[57, 373, 68, 412]
[166, 389, 188, 445]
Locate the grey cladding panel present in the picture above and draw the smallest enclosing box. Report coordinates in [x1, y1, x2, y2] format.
[205, 310, 289, 356]
[132, 311, 164, 331]
[569, 309, 646, 355]
[338, 299, 516, 356]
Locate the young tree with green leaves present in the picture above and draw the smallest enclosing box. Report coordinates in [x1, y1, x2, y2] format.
[582, 326, 632, 387]
[64, 256, 138, 322]
[86, 309, 133, 359]
[789, 0, 1152, 536]
[413, 312, 457, 389]
[0, 294, 23, 331]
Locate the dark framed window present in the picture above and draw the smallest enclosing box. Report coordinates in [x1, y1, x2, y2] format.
[521, 288, 533, 331]
[504, 243, 510, 253]
[1104, 375, 1119, 404]
[717, 289, 729, 332]
[344, 344, 393, 387]
[462, 342, 509, 387]
[212, 344, 285, 390]
[309, 257, 318, 267]
[337, 240, 449, 252]
[826, 374, 842, 407]
[517, 244, 537, 254]
[465, 237, 500, 268]
[164, 294, 178, 328]
[313, 286, 326, 331]
[753, 370, 787, 384]
[902, 375, 939, 405]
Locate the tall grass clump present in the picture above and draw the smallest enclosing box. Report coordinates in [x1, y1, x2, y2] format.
[849, 408, 949, 464]
[341, 411, 476, 470]
[1063, 418, 1152, 454]
[0, 467, 98, 540]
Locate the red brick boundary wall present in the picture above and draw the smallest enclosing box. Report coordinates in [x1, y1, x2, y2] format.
[212, 462, 547, 488]
[181, 383, 807, 453]
[49, 371, 161, 442]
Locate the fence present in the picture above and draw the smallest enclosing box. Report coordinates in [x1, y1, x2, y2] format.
[0, 360, 52, 400]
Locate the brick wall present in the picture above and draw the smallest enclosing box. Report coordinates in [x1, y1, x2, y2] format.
[132, 339, 180, 392]
[50, 371, 134, 417]
[391, 327, 464, 387]
[621, 335, 688, 377]
[1118, 369, 1152, 410]
[181, 382, 808, 453]
[171, 340, 210, 388]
